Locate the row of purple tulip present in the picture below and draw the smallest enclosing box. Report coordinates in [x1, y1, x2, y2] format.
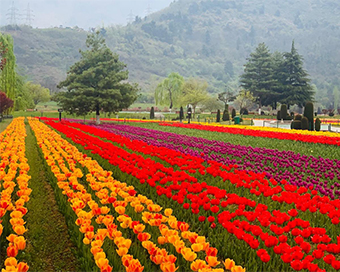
[88, 122, 340, 200]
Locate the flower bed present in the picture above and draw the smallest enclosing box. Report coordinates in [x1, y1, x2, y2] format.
[0, 118, 30, 272]
[44, 119, 340, 271]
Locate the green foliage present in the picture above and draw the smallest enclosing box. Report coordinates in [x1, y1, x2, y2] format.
[179, 106, 184, 121]
[180, 78, 209, 116]
[301, 117, 309, 130]
[24, 81, 50, 106]
[280, 104, 287, 120]
[200, 97, 223, 113]
[56, 32, 139, 120]
[235, 90, 255, 112]
[303, 102, 314, 130]
[231, 108, 236, 118]
[277, 110, 281, 120]
[218, 89, 236, 110]
[150, 106, 155, 119]
[222, 109, 230, 121]
[315, 117, 321, 131]
[155, 72, 184, 109]
[216, 109, 221, 122]
[295, 114, 302, 121]
[293, 120, 302, 130]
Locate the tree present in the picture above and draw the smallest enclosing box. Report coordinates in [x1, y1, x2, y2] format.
[179, 106, 184, 122]
[240, 43, 276, 113]
[155, 72, 184, 110]
[200, 97, 223, 113]
[150, 106, 155, 119]
[218, 87, 236, 110]
[0, 92, 14, 115]
[224, 60, 234, 77]
[333, 86, 339, 111]
[234, 89, 255, 113]
[57, 32, 139, 124]
[0, 34, 16, 102]
[14, 75, 34, 110]
[279, 41, 314, 107]
[24, 82, 50, 106]
[180, 78, 209, 116]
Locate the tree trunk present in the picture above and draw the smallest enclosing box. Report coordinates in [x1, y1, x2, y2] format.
[96, 105, 100, 125]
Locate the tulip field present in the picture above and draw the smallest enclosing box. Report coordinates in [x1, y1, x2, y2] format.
[1, 118, 340, 272]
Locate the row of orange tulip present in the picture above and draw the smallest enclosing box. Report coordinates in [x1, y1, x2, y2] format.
[1, 118, 30, 272]
[29, 118, 245, 272]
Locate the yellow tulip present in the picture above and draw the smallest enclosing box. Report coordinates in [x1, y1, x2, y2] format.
[115, 206, 125, 215]
[191, 260, 208, 271]
[205, 256, 220, 267]
[14, 236, 26, 250]
[94, 251, 106, 261]
[4, 257, 17, 267]
[116, 247, 128, 256]
[13, 225, 26, 235]
[164, 208, 173, 216]
[158, 236, 167, 245]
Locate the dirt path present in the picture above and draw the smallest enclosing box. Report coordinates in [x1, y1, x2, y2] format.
[24, 124, 80, 272]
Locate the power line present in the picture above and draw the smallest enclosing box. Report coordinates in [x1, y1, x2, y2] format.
[6, 1, 20, 26]
[24, 3, 34, 26]
[127, 10, 135, 24]
[145, 3, 152, 16]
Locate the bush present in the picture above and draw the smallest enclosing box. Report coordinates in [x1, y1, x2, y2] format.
[290, 112, 295, 118]
[179, 106, 184, 121]
[277, 110, 281, 120]
[295, 114, 302, 121]
[301, 117, 309, 130]
[303, 102, 314, 130]
[293, 120, 302, 129]
[329, 111, 335, 117]
[150, 107, 155, 119]
[240, 108, 248, 115]
[222, 109, 230, 121]
[280, 104, 288, 120]
[231, 108, 236, 118]
[216, 109, 221, 122]
[315, 117, 321, 131]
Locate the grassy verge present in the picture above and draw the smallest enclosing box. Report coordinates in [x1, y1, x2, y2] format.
[24, 123, 80, 272]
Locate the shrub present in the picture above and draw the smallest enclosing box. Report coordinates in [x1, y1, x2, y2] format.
[231, 108, 236, 118]
[301, 117, 309, 130]
[303, 102, 314, 130]
[222, 109, 230, 121]
[293, 120, 302, 129]
[277, 110, 281, 120]
[280, 104, 288, 120]
[295, 114, 302, 121]
[329, 111, 335, 117]
[290, 112, 295, 118]
[150, 107, 155, 119]
[216, 109, 221, 122]
[179, 106, 184, 121]
[240, 108, 248, 115]
[315, 118, 321, 131]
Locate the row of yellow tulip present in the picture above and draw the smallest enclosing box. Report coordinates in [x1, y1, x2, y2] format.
[1, 118, 30, 272]
[28, 118, 245, 272]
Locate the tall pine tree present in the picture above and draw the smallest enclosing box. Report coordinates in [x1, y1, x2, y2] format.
[239, 43, 276, 113]
[279, 41, 314, 107]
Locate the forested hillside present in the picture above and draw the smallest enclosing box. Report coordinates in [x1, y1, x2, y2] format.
[2, 0, 340, 107]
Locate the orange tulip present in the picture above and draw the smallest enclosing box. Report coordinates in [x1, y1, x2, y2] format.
[17, 262, 29, 272]
[205, 256, 220, 267]
[134, 204, 144, 213]
[151, 254, 164, 265]
[7, 245, 18, 257]
[100, 206, 110, 214]
[133, 224, 145, 233]
[0, 224, 3, 236]
[224, 258, 236, 270]
[95, 258, 109, 269]
[83, 237, 90, 245]
[190, 260, 208, 271]
[158, 236, 167, 245]
[86, 231, 95, 240]
[160, 262, 178, 272]
[164, 208, 173, 216]
[14, 236, 26, 250]
[122, 254, 134, 267]
[91, 246, 103, 256]
[165, 255, 177, 264]
[181, 248, 197, 262]
[6, 234, 18, 243]
[231, 266, 246, 272]
[4, 257, 17, 267]
[94, 251, 106, 261]
[116, 247, 128, 256]
[137, 233, 151, 242]
[100, 264, 113, 272]
[126, 259, 144, 272]
[191, 243, 203, 252]
[13, 225, 26, 235]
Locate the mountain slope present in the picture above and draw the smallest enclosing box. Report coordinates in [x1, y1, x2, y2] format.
[3, 0, 340, 106]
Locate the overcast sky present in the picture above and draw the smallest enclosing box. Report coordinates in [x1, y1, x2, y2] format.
[0, 0, 174, 29]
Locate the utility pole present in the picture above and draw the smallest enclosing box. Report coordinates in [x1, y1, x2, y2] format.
[24, 3, 34, 27]
[145, 3, 152, 16]
[127, 10, 134, 24]
[6, 1, 20, 26]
